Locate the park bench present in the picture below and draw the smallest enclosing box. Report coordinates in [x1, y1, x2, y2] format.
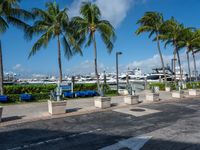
[20, 94, 32, 101]
[0, 95, 8, 102]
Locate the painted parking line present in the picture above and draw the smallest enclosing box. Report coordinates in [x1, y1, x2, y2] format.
[7, 128, 102, 150]
[99, 135, 152, 150]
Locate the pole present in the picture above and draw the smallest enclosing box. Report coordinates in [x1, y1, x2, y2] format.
[116, 53, 119, 94]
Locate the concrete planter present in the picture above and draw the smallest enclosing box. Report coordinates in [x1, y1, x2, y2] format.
[145, 93, 159, 102]
[0, 106, 2, 122]
[118, 89, 129, 96]
[48, 100, 67, 115]
[188, 89, 199, 96]
[124, 95, 139, 105]
[165, 87, 171, 92]
[172, 91, 184, 98]
[94, 97, 111, 109]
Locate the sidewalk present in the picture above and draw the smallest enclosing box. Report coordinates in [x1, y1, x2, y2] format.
[1, 96, 125, 125]
[0, 91, 195, 126]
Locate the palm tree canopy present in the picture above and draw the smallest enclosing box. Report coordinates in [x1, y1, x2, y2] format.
[71, 2, 116, 53]
[27, 2, 82, 59]
[181, 29, 200, 51]
[159, 17, 184, 48]
[135, 11, 164, 39]
[0, 0, 33, 34]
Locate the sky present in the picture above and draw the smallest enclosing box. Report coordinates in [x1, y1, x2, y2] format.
[3, 0, 200, 77]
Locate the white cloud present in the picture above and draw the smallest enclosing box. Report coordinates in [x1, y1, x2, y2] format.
[68, 60, 106, 75]
[68, 0, 137, 27]
[127, 54, 172, 73]
[12, 64, 24, 72]
[127, 52, 200, 75]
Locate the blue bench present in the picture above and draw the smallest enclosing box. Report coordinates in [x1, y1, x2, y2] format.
[63, 92, 74, 98]
[20, 94, 32, 101]
[75, 90, 99, 97]
[0, 95, 8, 102]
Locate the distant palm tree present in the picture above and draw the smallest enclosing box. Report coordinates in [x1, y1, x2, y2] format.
[136, 12, 167, 83]
[177, 28, 197, 81]
[160, 17, 184, 82]
[27, 2, 82, 83]
[189, 30, 200, 81]
[0, 0, 33, 94]
[71, 2, 116, 92]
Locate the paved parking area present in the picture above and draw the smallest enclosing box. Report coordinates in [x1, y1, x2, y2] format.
[0, 98, 200, 150]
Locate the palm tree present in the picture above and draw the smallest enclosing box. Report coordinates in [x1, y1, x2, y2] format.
[71, 2, 116, 92]
[27, 2, 82, 83]
[177, 28, 195, 82]
[0, 0, 33, 94]
[190, 30, 200, 81]
[160, 17, 184, 82]
[136, 12, 167, 83]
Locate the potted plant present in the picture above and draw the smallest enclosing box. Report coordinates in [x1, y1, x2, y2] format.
[123, 85, 139, 105]
[165, 83, 171, 92]
[188, 83, 199, 96]
[94, 84, 111, 109]
[145, 86, 159, 102]
[48, 82, 67, 115]
[172, 82, 184, 98]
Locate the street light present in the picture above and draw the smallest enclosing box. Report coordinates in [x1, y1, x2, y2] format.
[116, 51, 122, 94]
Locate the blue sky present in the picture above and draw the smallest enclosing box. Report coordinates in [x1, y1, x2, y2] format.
[3, 0, 200, 76]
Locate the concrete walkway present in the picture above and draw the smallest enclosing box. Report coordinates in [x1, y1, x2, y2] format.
[0, 90, 196, 126]
[1, 96, 125, 125]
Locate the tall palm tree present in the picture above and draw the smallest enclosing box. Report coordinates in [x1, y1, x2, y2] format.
[136, 12, 167, 83]
[0, 0, 33, 95]
[178, 29, 200, 81]
[71, 2, 116, 92]
[27, 2, 82, 83]
[160, 17, 184, 82]
[190, 30, 200, 81]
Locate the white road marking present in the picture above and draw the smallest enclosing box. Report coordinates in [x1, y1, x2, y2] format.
[7, 128, 102, 150]
[99, 135, 152, 150]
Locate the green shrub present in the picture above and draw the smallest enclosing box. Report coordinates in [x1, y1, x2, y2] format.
[4, 84, 57, 94]
[7, 94, 19, 102]
[73, 83, 97, 91]
[32, 93, 50, 101]
[148, 82, 177, 91]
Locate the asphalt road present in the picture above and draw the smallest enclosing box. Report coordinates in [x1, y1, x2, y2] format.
[1, 98, 200, 150]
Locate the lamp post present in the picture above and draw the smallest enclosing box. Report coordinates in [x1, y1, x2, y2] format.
[116, 51, 122, 94]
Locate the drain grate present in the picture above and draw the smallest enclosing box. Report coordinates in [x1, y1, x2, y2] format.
[130, 108, 146, 112]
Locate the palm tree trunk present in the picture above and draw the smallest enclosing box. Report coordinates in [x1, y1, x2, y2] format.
[0, 41, 4, 95]
[186, 49, 191, 82]
[173, 51, 176, 82]
[57, 35, 62, 83]
[156, 33, 166, 83]
[174, 42, 183, 82]
[92, 32, 100, 92]
[192, 51, 197, 81]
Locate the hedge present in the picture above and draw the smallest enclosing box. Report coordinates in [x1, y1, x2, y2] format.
[4, 84, 57, 94]
[6, 93, 50, 103]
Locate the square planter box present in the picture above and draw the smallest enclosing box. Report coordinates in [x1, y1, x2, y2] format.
[188, 89, 199, 96]
[48, 100, 67, 115]
[124, 95, 139, 105]
[94, 97, 111, 109]
[145, 93, 159, 102]
[165, 87, 171, 92]
[0, 106, 2, 122]
[172, 91, 184, 98]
